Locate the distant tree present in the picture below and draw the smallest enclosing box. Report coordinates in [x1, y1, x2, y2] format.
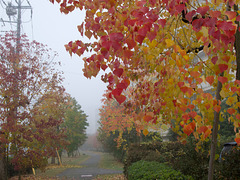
[62, 97, 89, 157]
[0, 32, 66, 176]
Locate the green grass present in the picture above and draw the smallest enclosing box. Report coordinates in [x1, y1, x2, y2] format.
[94, 174, 126, 180]
[98, 152, 124, 171]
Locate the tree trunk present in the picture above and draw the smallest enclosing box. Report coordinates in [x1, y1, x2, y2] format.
[0, 155, 7, 180]
[234, 5, 240, 108]
[208, 73, 223, 180]
[51, 156, 55, 164]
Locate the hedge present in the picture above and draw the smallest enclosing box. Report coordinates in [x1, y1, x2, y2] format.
[128, 160, 193, 180]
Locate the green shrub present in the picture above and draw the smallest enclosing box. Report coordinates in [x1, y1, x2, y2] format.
[124, 142, 184, 177]
[128, 160, 193, 180]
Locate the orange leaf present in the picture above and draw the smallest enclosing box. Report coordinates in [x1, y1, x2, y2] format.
[225, 11, 236, 20]
[206, 76, 214, 85]
[180, 87, 189, 93]
[183, 124, 194, 136]
[205, 103, 211, 110]
[198, 126, 208, 134]
[143, 129, 149, 136]
[190, 71, 200, 78]
[143, 115, 153, 122]
[213, 105, 221, 113]
[218, 76, 228, 84]
[227, 108, 236, 115]
[114, 94, 126, 104]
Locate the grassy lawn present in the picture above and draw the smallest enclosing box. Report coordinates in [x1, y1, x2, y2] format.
[94, 174, 126, 180]
[95, 152, 126, 180]
[98, 152, 124, 171]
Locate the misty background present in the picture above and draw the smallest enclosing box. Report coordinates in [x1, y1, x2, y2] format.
[0, 0, 107, 134]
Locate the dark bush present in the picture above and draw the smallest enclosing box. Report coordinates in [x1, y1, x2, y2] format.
[215, 146, 240, 179]
[128, 160, 193, 180]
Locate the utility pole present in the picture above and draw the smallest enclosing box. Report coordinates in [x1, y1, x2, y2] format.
[1, 0, 32, 45]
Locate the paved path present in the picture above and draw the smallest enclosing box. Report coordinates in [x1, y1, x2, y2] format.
[57, 151, 123, 180]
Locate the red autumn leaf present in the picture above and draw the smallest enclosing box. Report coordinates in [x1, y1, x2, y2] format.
[236, 114, 240, 120]
[147, 31, 157, 42]
[213, 105, 221, 113]
[109, 33, 124, 42]
[175, 3, 185, 13]
[227, 108, 236, 115]
[157, 19, 166, 28]
[180, 86, 189, 93]
[178, 82, 184, 87]
[209, 10, 221, 18]
[123, 49, 134, 59]
[218, 64, 228, 73]
[143, 115, 153, 122]
[113, 68, 123, 77]
[114, 94, 126, 104]
[206, 76, 214, 85]
[135, 35, 145, 44]
[189, 111, 197, 118]
[185, 10, 196, 23]
[225, 11, 236, 20]
[211, 56, 218, 64]
[218, 76, 228, 84]
[198, 126, 208, 134]
[112, 42, 122, 51]
[126, 38, 137, 49]
[117, 82, 128, 90]
[192, 18, 204, 32]
[112, 88, 123, 97]
[138, 24, 151, 36]
[231, 87, 237, 93]
[189, 121, 196, 130]
[197, 6, 209, 16]
[236, 15, 240, 21]
[182, 114, 190, 121]
[188, 104, 195, 110]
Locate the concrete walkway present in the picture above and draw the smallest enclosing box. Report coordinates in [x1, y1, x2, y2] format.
[57, 151, 123, 180]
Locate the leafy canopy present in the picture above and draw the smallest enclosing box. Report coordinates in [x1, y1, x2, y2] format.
[50, 0, 240, 145]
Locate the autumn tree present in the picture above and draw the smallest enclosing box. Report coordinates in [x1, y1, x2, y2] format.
[62, 96, 88, 157]
[98, 91, 162, 160]
[0, 32, 66, 175]
[50, 0, 240, 179]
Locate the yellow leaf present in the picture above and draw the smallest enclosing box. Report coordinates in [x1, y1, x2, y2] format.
[220, 90, 228, 98]
[168, 78, 174, 84]
[96, 12, 102, 17]
[143, 129, 149, 136]
[149, 40, 157, 48]
[201, 27, 208, 37]
[165, 39, 174, 48]
[226, 96, 237, 106]
[183, 55, 189, 61]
